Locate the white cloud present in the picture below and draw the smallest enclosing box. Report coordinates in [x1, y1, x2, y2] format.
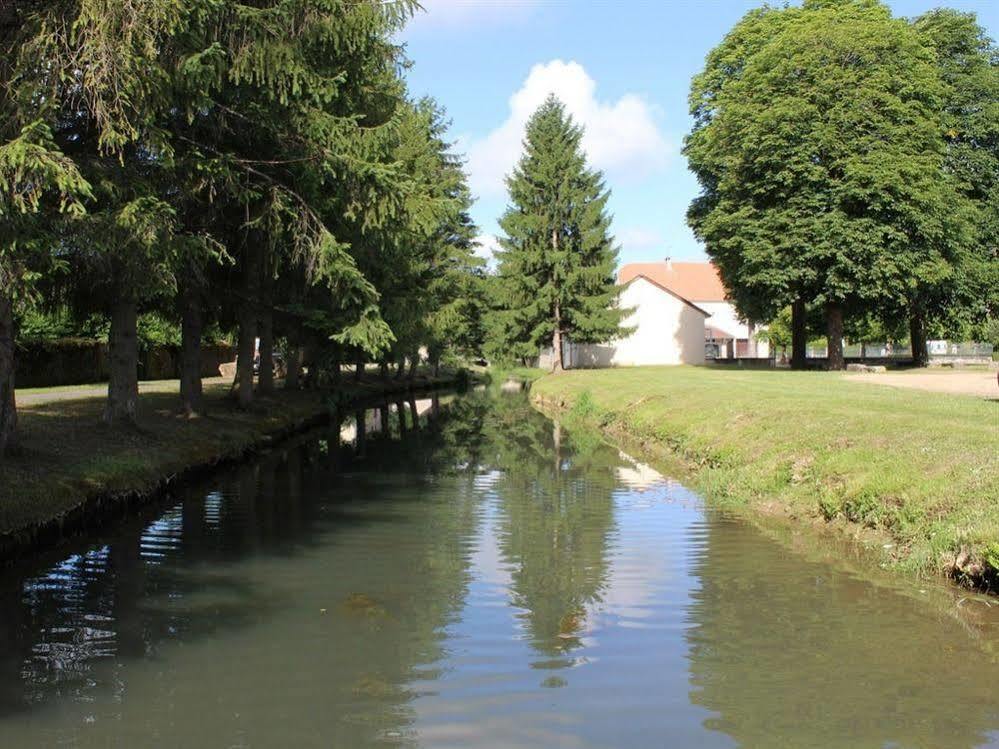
[406, 0, 538, 31]
[617, 227, 664, 251]
[465, 60, 672, 199]
[473, 233, 501, 270]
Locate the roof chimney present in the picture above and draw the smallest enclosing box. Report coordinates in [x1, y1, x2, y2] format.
[665, 257, 672, 271]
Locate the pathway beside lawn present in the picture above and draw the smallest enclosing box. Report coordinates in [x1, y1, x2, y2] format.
[844, 368, 997, 398]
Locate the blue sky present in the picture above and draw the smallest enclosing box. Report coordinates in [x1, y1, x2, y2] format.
[399, 0, 998, 268]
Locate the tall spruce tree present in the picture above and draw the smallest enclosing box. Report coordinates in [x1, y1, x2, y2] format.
[491, 96, 623, 371]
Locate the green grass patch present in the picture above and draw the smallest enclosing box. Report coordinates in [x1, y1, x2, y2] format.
[533, 366, 999, 589]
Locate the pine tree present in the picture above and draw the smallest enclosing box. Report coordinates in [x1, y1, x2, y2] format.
[491, 96, 623, 371]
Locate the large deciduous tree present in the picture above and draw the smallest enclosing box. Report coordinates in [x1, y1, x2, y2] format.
[491, 96, 623, 372]
[685, 0, 971, 370]
[913, 10, 998, 362]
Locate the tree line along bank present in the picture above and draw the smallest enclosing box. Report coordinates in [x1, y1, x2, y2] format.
[0, 0, 485, 460]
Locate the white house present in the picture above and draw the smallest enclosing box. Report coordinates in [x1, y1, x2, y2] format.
[540, 258, 767, 368]
[555, 271, 710, 367]
[618, 260, 768, 361]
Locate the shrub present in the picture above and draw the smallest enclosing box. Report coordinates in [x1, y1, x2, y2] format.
[985, 542, 999, 573]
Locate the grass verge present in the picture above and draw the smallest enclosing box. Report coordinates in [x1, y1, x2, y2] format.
[0, 373, 461, 562]
[531, 366, 999, 592]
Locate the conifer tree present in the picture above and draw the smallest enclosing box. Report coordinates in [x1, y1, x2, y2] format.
[491, 96, 623, 371]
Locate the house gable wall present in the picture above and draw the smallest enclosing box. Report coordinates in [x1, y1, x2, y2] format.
[568, 276, 706, 367]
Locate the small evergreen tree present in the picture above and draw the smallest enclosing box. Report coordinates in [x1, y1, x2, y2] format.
[491, 96, 623, 371]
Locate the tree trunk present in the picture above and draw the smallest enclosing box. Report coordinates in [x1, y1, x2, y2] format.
[791, 298, 807, 370]
[394, 356, 405, 380]
[910, 309, 929, 367]
[103, 298, 139, 424]
[236, 236, 260, 408]
[407, 355, 417, 380]
[236, 301, 256, 408]
[825, 301, 845, 371]
[354, 409, 366, 456]
[396, 400, 408, 434]
[257, 305, 274, 394]
[285, 343, 302, 390]
[304, 347, 318, 390]
[331, 349, 342, 388]
[179, 285, 204, 417]
[551, 227, 565, 372]
[551, 296, 566, 373]
[0, 288, 17, 458]
[408, 396, 419, 428]
[354, 351, 364, 382]
[379, 361, 389, 381]
[432, 358, 440, 378]
[860, 342, 867, 361]
[380, 403, 390, 435]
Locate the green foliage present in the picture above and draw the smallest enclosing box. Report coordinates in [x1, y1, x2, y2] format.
[913, 9, 999, 342]
[985, 543, 999, 573]
[488, 97, 625, 367]
[0, 122, 90, 217]
[0, 0, 484, 440]
[685, 0, 987, 344]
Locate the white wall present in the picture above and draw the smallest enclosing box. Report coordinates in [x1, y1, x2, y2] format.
[697, 301, 748, 339]
[569, 277, 706, 367]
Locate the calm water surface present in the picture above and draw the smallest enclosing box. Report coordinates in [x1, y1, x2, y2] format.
[0, 392, 997, 748]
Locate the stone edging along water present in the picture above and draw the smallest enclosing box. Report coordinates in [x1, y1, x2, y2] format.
[0, 375, 466, 569]
[530, 390, 998, 598]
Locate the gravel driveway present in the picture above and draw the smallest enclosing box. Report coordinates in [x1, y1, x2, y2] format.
[844, 370, 998, 398]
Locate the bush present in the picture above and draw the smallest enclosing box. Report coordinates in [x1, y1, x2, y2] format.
[985, 542, 999, 573]
[570, 390, 597, 419]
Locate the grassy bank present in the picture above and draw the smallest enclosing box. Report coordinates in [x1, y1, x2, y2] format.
[532, 367, 999, 591]
[0, 374, 460, 561]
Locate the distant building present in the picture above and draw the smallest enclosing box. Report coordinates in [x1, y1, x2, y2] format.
[618, 260, 768, 361]
[538, 258, 768, 369]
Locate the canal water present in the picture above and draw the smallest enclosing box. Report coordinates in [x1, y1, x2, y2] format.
[0, 392, 996, 748]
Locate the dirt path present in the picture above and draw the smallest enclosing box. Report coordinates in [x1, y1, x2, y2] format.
[844, 370, 998, 398]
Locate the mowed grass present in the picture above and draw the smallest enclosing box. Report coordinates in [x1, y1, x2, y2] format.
[532, 366, 999, 587]
[0, 375, 447, 542]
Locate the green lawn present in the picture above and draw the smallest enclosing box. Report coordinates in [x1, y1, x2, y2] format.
[532, 366, 999, 590]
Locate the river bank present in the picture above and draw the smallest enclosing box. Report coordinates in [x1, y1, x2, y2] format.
[531, 366, 999, 593]
[0, 372, 466, 565]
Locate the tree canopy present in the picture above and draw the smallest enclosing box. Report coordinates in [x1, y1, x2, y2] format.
[685, 0, 995, 368]
[488, 96, 624, 371]
[0, 0, 484, 458]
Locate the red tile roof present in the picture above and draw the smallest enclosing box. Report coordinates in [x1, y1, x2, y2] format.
[619, 261, 728, 303]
